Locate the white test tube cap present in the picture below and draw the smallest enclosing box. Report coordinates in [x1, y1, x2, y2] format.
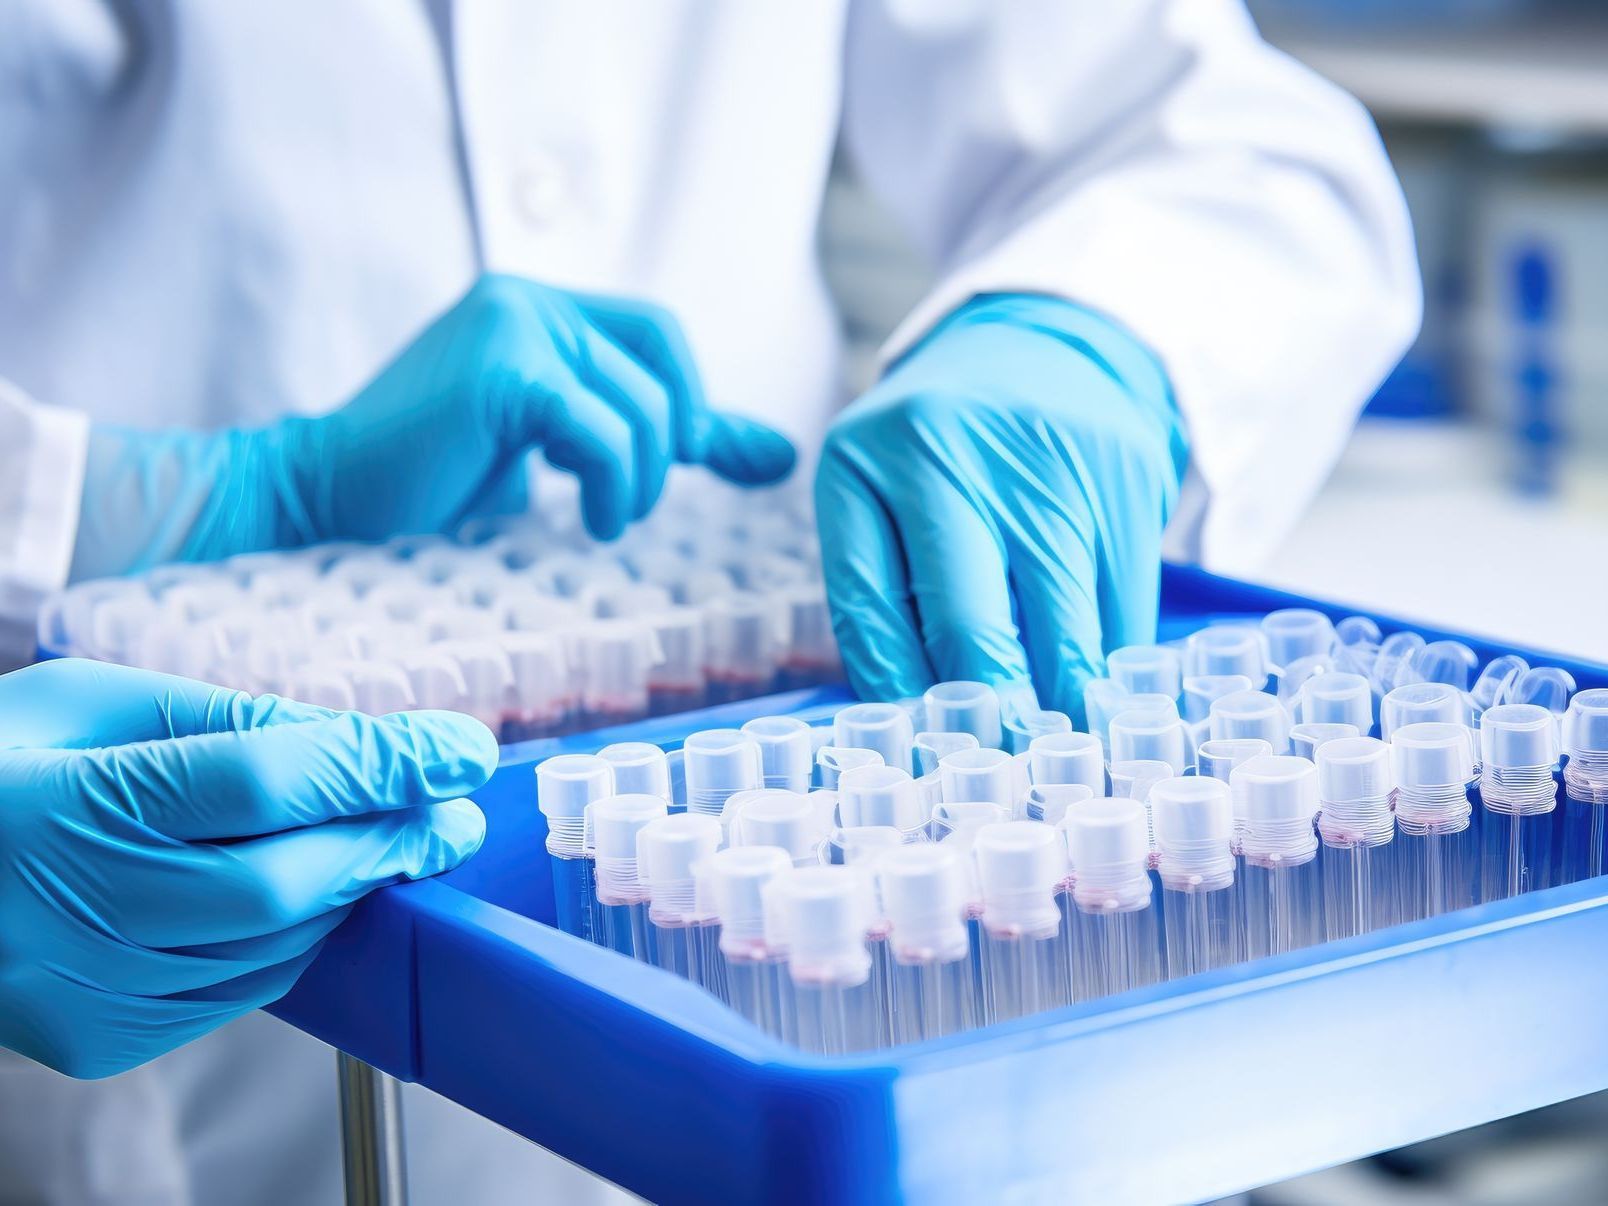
[834, 703, 916, 774]
[1298, 671, 1374, 731]
[587, 794, 668, 905]
[698, 845, 793, 955]
[1108, 708, 1190, 775]
[1182, 674, 1255, 724]
[878, 844, 970, 965]
[1390, 722, 1475, 788]
[499, 631, 570, 718]
[741, 715, 816, 792]
[1027, 731, 1105, 793]
[1565, 689, 1608, 758]
[637, 813, 724, 924]
[1261, 609, 1335, 669]
[1106, 644, 1184, 700]
[434, 640, 515, 716]
[767, 866, 875, 986]
[1480, 703, 1561, 770]
[727, 788, 822, 863]
[1188, 625, 1268, 684]
[1316, 736, 1393, 802]
[1026, 782, 1095, 826]
[937, 746, 1017, 809]
[837, 765, 926, 833]
[537, 754, 616, 855]
[682, 728, 764, 816]
[1150, 777, 1234, 884]
[704, 591, 787, 680]
[973, 821, 1064, 937]
[578, 621, 661, 712]
[1381, 682, 1466, 742]
[598, 742, 672, 799]
[921, 681, 1003, 750]
[1230, 755, 1320, 862]
[914, 730, 981, 777]
[1062, 797, 1151, 907]
[1208, 690, 1291, 752]
[1196, 737, 1273, 783]
[1290, 722, 1360, 761]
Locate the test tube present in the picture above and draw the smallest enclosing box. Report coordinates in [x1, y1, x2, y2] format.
[1507, 666, 1576, 714]
[1196, 738, 1273, 785]
[834, 703, 916, 775]
[727, 789, 823, 865]
[286, 668, 359, 712]
[767, 867, 879, 1055]
[588, 794, 668, 956]
[536, 754, 616, 942]
[1472, 655, 1530, 714]
[1370, 631, 1427, 697]
[699, 846, 795, 1040]
[434, 640, 515, 732]
[1187, 625, 1269, 688]
[1208, 690, 1291, 753]
[1380, 682, 1467, 743]
[646, 607, 708, 716]
[576, 621, 661, 726]
[1298, 671, 1374, 734]
[837, 765, 927, 839]
[914, 731, 981, 777]
[1025, 783, 1096, 825]
[1315, 737, 1398, 939]
[1261, 609, 1335, 671]
[1151, 777, 1243, 978]
[1404, 640, 1481, 693]
[598, 742, 672, 800]
[1290, 722, 1360, 761]
[496, 632, 571, 741]
[638, 814, 725, 989]
[922, 681, 1004, 750]
[705, 591, 787, 703]
[1182, 674, 1255, 724]
[879, 845, 977, 1043]
[1063, 798, 1163, 999]
[1231, 755, 1322, 958]
[681, 728, 764, 821]
[1027, 732, 1105, 794]
[938, 747, 1018, 811]
[1106, 644, 1184, 700]
[1478, 704, 1560, 901]
[779, 588, 840, 689]
[973, 822, 1069, 1022]
[742, 715, 816, 793]
[1561, 690, 1608, 883]
[1108, 707, 1191, 775]
[1391, 723, 1478, 921]
[817, 746, 884, 791]
[1003, 707, 1073, 755]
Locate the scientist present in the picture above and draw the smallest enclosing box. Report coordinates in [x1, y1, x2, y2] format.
[0, 2, 1420, 1202]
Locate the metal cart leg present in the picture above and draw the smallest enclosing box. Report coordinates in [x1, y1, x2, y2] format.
[337, 1051, 410, 1206]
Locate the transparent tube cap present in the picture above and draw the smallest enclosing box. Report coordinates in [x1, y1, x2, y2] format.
[765, 866, 873, 986]
[879, 844, 970, 964]
[1391, 722, 1475, 788]
[1208, 691, 1291, 752]
[1183, 674, 1255, 724]
[1150, 777, 1235, 889]
[1260, 609, 1335, 670]
[1187, 625, 1268, 685]
[682, 728, 764, 817]
[1027, 732, 1105, 793]
[1025, 783, 1095, 825]
[1315, 737, 1393, 847]
[1564, 689, 1608, 802]
[727, 788, 823, 864]
[1230, 755, 1319, 863]
[326, 660, 417, 716]
[937, 746, 1017, 810]
[1481, 704, 1561, 771]
[1290, 722, 1360, 761]
[1107, 760, 1172, 803]
[973, 822, 1065, 938]
[1298, 672, 1374, 732]
[577, 621, 662, 714]
[1106, 645, 1184, 700]
[1063, 797, 1151, 911]
[816, 746, 884, 791]
[834, 702, 916, 774]
[837, 765, 926, 833]
[741, 715, 815, 793]
[1405, 640, 1480, 692]
[1381, 682, 1467, 742]
[699, 846, 793, 957]
[1083, 679, 1132, 748]
[1370, 631, 1427, 697]
[705, 591, 787, 683]
[497, 632, 570, 722]
[1002, 706, 1072, 755]
[587, 794, 668, 905]
[598, 742, 672, 800]
[921, 681, 1003, 750]
[914, 730, 980, 777]
[536, 754, 616, 856]
[646, 608, 706, 692]
[1108, 709, 1190, 775]
[637, 813, 724, 925]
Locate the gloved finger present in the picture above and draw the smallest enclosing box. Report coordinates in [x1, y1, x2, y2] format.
[538, 377, 640, 540]
[574, 322, 673, 519]
[0, 660, 336, 751]
[813, 443, 932, 700]
[698, 411, 797, 487]
[1086, 464, 1168, 656]
[571, 293, 709, 463]
[81, 708, 497, 840]
[113, 799, 486, 948]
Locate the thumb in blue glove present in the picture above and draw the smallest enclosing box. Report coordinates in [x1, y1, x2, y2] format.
[0, 659, 496, 1078]
[814, 294, 1188, 721]
[72, 274, 797, 579]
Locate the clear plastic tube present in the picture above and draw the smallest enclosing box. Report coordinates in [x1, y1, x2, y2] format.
[921, 681, 1003, 750]
[1380, 682, 1467, 743]
[834, 703, 916, 775]
[1027, 732, 1105, 794]
[741, 715, 815, 793]
[536, 754, 616, 942]
[1106, 644, 1184, 700]
[878, 842, 976, 1037]
[1108, 708, 1191, 775]
[836, 765, 927, 837]
[816, 746, 884, 791]
[765, 868, 879, 1055]
[1391, 723, 1479, 921]
[698, 846, 794, 1038]
[588, 794, 668, 956]
[726, 788, 825, 865]
[1208, 691, 1291, 753]
[682, 728, 764, 820]
[638, 814, 725, 988]
[1187, 625, 1269, 687]
[1561, 691, 1608, 882]
[1182, 675, 1255, 725]
[1261, 609, 1335, 671]
[1479, 705, 1562, 900]
[1002, 706, 1072, 755]
[938, 747, 1017, 810]
[974, 822, 1068, 1021]
[1232, 756, 1323, 957]
[1196, 738, 1273, 785]
[1290, 722, 1360, 762]
[1316, 737, 1398, 938]
[1152, 777, 1243, 977]
[914, 730, 980, 777]
[1064, 798, 1163, 1000]
[597, 742, 672, 800]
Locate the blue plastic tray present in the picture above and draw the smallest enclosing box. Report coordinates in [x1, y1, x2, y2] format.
[269, 565, 1608, 1204]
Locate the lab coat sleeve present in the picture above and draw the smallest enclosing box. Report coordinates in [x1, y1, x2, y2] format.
[0, 380, 89, 670]
[840, 0, 1422, 572]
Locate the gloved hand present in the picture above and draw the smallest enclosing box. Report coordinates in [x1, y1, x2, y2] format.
[815, 294, 1188, 720]
[0, 659, 495, 1079]
[71, 274, 797, 579]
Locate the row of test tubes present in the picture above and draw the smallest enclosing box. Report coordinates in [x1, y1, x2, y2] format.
[36, 481, 841, 740]
[534, 610, 1608, 1054]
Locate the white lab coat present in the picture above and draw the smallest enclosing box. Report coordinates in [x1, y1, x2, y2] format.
[0, 0, 1420, 1201]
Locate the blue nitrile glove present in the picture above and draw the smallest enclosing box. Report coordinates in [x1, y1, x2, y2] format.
[71, 274, 797, 579]
[815, 294, 1188, 720]
[0, 659, 496, 1078]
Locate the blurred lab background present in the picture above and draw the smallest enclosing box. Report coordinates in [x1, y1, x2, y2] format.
[821, 1, 1608, 1200]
